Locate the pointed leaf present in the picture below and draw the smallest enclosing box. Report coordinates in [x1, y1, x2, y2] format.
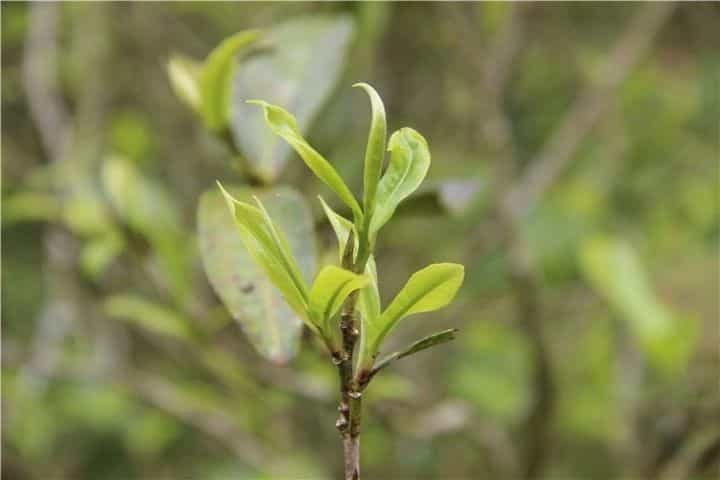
[354, 82, 387, 218]
[308, 266, 368, 346]
[319, 196, 358, 263]
[364, 328, 459, 384]
[200, 30, 260, 131]
[252, 195, 311, 302]
[217, 183, 310, 320]
[357, 255, 381, 371]
[394, 328, 459, 361]
[198, 185, 316, 363]
[249, 100, 362, 219]
[231, 15, 353, 181]
[371, 263, 463, 355]
[370, 127, 431, 237]
[167, 55, 202, 113]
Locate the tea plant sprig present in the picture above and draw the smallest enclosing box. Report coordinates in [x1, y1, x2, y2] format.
[219, 83, 464, 479]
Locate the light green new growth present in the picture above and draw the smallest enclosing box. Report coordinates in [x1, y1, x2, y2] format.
[221, 83, 464, 480]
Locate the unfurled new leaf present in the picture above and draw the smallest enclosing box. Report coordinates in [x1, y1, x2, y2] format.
[309, 266, 368, 348]
[370, 127, 431, 237]
[252, 195, 311, 305]
[357, 255, 381, 371]
[167, 55, 203, 114]
[354, 83, 387, 219]
[217, 183, 311, 328]
[249, 100, 363, 220]
[368, 263, 463, 357]
[201, 30, 260, 131]
[198, 185, 315, 363]
[319, 196, 358, 263]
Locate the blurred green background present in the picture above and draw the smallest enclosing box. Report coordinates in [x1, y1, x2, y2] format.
[2, 2, 719, 479]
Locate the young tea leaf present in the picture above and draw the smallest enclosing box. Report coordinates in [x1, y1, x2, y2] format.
[370, 263, 463, 355]
[252, 195, 311, 303]
[357, 255, 382, 372]
[200, 30, 260, 131]
[198, 185, 316, 363]
[354, 82, 387, 220]
[319, 196, 358, 263]
[217, 183, 310, 320]
[370, 127, 431, 238]
[249, 100, 362, 219]
[308, 266, 369, 349]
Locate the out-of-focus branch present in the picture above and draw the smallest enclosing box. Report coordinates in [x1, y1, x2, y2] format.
[471, 4, 676, 479]
[22, 2, 72, 163]
[477, 3, 524, 167]
[130, 372, 268, 469]
[505, 2, 676, 219]
[19, 1, 77, 392]
[656, 427, 720, 480]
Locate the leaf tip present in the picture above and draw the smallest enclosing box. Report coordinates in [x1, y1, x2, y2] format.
[216, 180, 237, 213]
[245, 99, 266, 107]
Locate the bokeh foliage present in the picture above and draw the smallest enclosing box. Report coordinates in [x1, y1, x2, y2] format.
[2, 2, 719, 479]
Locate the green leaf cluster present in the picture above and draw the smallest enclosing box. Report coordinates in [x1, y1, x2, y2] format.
[218, 82, 464, 381]
[167, 16, 354, 183]
[218, 183, 367, 352]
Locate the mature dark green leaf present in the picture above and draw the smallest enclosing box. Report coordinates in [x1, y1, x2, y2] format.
[230, 15, 353, 181]
[198, 185, 316, 363]
[370, 128, 431, 238]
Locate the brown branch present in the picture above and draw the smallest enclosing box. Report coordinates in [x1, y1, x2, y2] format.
[333, 232, 369, 480]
